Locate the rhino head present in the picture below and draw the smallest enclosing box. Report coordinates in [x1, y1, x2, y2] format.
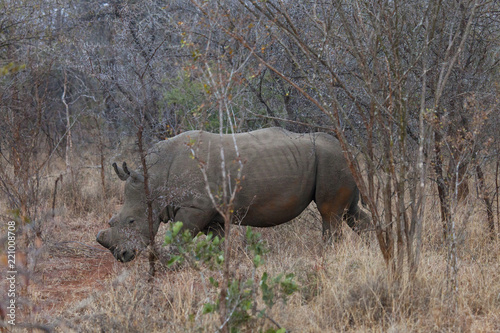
[96, 162, 160, 262]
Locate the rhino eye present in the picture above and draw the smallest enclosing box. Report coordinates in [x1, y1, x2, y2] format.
[129, 220, 135, 225]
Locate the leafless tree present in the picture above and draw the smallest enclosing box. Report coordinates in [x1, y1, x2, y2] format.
[190, 0, 500, 289]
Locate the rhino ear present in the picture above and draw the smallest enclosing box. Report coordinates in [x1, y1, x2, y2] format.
[130, 170, 144, 183]
[112, 162, 130, 181]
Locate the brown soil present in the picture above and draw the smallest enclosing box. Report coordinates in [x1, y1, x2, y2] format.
[19, 213, 127, 328]
[30, 246, 118, 315]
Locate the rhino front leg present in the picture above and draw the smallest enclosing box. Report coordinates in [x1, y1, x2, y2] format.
[172, 207, 216, 237]
[201, 218, 225, 239]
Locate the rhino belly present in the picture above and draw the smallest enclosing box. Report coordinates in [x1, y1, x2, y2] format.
[235, 180, 314, 227]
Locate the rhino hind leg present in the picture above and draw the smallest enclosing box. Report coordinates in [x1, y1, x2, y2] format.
[316, 186, 358, 243]
[316, 203, 348, 243]
[345, 203, 371, 235]
[320, 212, 344, 243]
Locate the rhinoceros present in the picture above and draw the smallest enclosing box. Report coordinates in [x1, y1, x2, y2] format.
[96, 128, 370, 262]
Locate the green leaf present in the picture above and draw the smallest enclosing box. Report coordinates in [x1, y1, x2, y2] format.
[262, 329, 286, 333]
[253, 254, 261, 267]
[172, 221, 183, 237]
[167, 255, 183, 267]
[280, 273, 298, 295]
[202, 303, 215, 314]
[164, 231, 173, 244]
[209, 277, 219, 287]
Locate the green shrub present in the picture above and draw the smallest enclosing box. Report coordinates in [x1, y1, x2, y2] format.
[164, 222, 298, 332]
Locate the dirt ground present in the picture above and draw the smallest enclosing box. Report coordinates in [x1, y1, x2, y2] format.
[2, 214, 123, 330]
[30, 246, 117, 316]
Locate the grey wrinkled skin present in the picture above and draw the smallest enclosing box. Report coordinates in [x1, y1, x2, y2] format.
[96, 128, 370, 262]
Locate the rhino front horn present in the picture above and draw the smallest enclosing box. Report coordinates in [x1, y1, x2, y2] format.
[96, 229, 112, 249]
[113, 162, 130, 181]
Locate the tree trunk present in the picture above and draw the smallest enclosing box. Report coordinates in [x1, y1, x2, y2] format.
[62, 70, 74, 186]
[137, 125, 157, 280]
[476, 164, 495, 239]
[496, 158, 499, 239]
[94, 116, 106, 200]
[433, 130, 451, 240]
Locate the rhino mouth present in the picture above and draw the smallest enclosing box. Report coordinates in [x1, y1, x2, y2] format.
[96, 229, 142, 263]
[112, 247, 137, 263]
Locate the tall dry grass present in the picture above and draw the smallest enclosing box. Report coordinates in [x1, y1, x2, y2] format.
[40, 201, 500, 332]
[5, 149, 499, 332]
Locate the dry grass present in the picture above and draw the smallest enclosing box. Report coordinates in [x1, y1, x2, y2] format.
[2, 154, 500, 332]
